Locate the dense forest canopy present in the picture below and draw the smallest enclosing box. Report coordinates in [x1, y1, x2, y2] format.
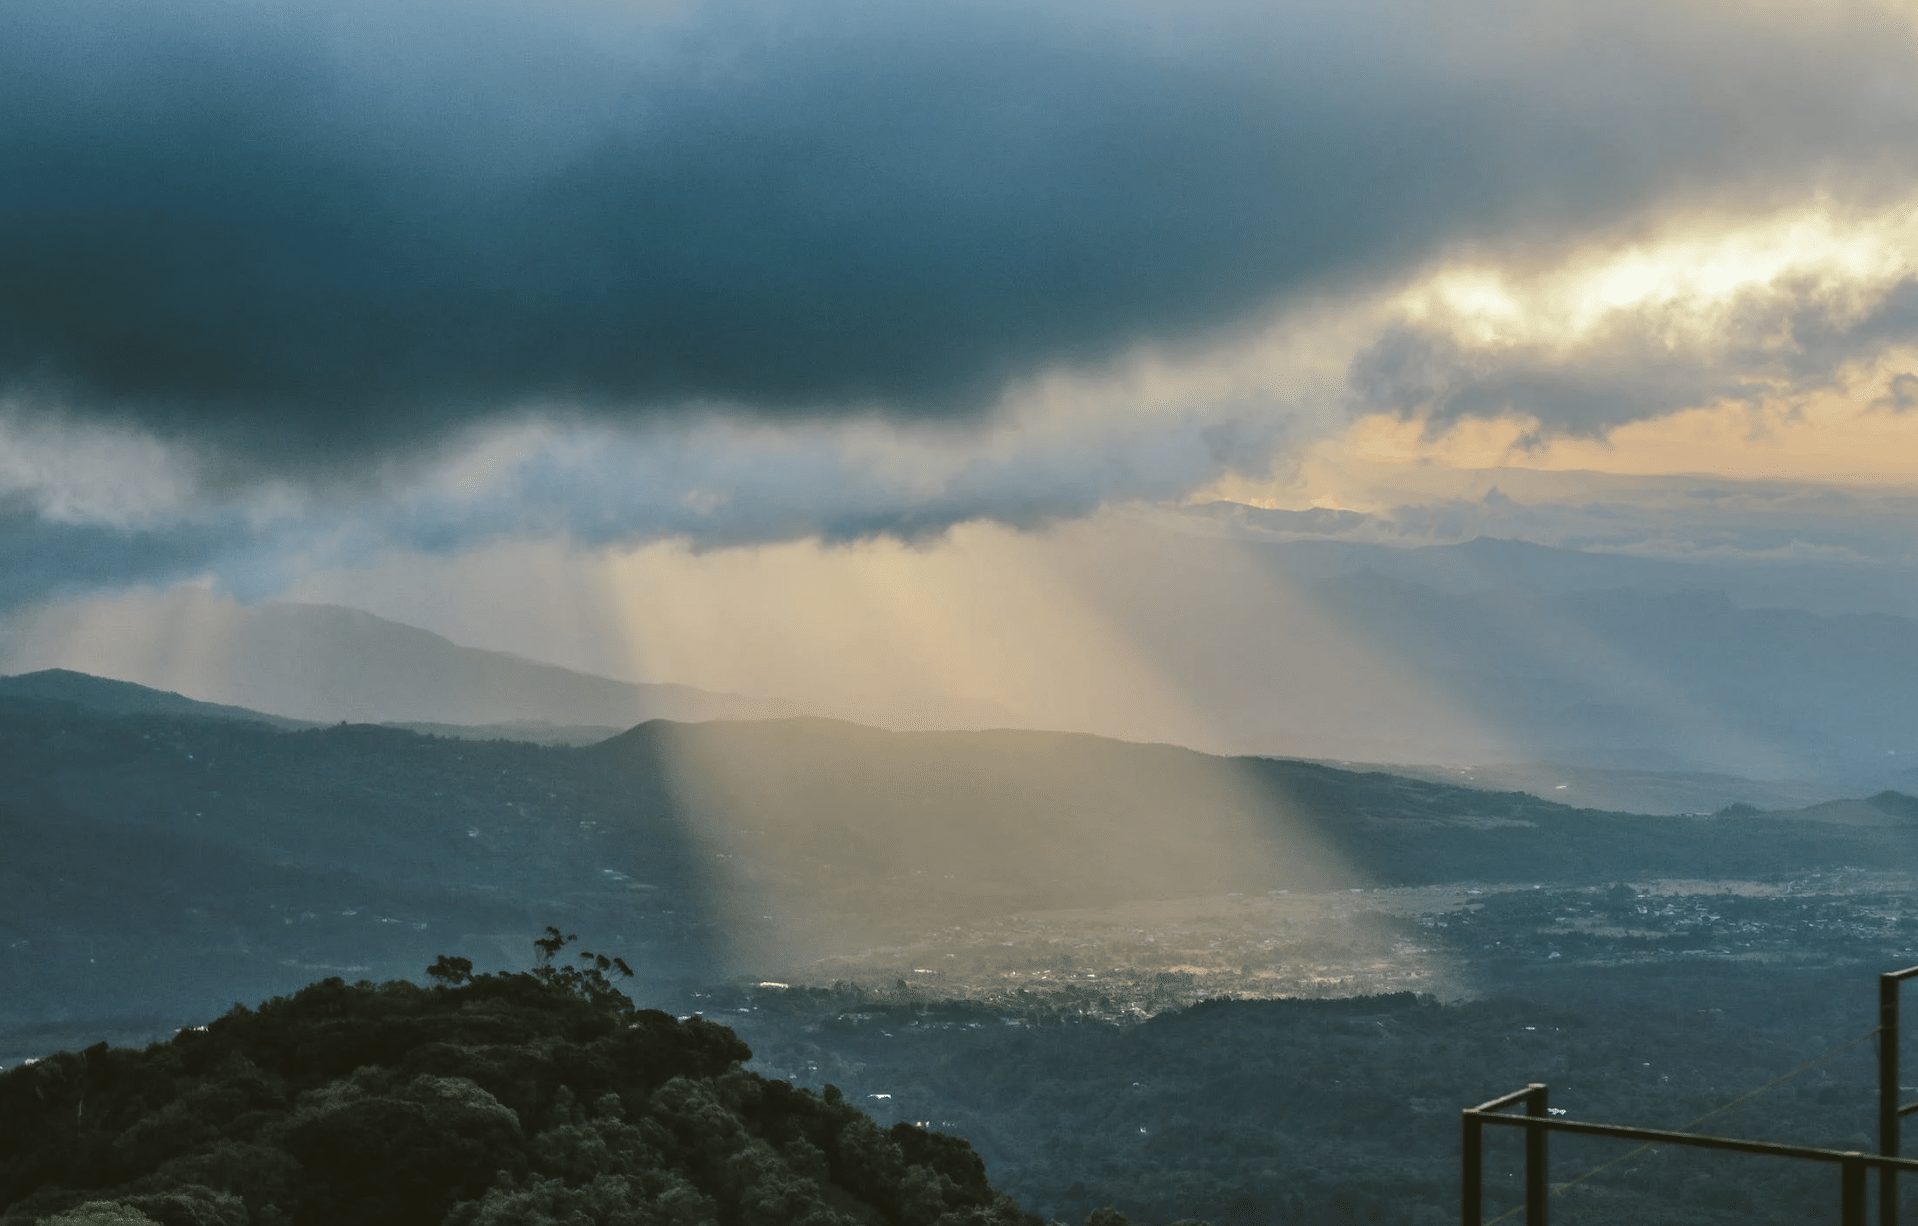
[0, 936, 1122, 1226]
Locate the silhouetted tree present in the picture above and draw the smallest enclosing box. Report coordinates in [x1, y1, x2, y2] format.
[425, 955, 474, 986]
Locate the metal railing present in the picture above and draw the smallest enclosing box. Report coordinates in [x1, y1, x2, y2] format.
[1459, 963, 1918, 1225]
[1879, 967, 1918, 1226]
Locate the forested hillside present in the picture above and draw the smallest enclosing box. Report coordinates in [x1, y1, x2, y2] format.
[0, 940, 1064, 1226]
[8, 684, 1918, 1042]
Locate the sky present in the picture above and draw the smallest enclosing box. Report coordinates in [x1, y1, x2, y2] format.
[5, 0, 1918, 749]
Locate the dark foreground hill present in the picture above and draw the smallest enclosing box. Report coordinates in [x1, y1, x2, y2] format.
[0, 671, 308, 729]
[0, 948, 1058, 1226]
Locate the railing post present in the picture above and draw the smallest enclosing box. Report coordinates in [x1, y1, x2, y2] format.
[1885, 974, 1901, 1226]
[1846, 1153, 1870, 1226]
[1462, 1110, 1483, 1226]
[1525, 1083, 1550, 1226]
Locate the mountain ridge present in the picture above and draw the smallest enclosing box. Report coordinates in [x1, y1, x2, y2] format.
[0, 668, 309, 727]
[8, 693, 1918, 1047]
[0, 599, 794, 729]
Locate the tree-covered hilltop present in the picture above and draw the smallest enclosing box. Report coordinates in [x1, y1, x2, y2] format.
[0, 939, 1077, 1226]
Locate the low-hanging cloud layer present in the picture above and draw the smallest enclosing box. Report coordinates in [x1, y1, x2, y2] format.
[5, 0, 1918, 604]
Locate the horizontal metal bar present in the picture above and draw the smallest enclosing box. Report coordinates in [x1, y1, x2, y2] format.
[1899, 1099, 1918, 1118]
[1472, 1112, 1918, 1172]
[1884, 966, 1918, 983]
[1470, 1084, 1546, 1115]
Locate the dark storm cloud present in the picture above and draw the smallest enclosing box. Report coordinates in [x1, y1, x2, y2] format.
[5, 0, 1917, 467]
[0, 500, 253, 610]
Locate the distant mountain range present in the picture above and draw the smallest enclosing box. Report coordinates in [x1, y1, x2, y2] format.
[0, 660, 1854, 818]
[1306, 572, 1918, 781]
[0, 598, 789, 728]
[0, 668, 638, 746]
[1729, 789, 1918, 827]
[962, 522, 1918, 789]
[1339, 758, 1838, 817]
[5, 675, 1917, 1043]
[1181, 504, 1918, 618]
[5, 534, 1916, 792]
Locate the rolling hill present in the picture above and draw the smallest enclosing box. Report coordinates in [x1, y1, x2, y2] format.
[6, 680, 1918, 1045]
[0, 668, 308, 727]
